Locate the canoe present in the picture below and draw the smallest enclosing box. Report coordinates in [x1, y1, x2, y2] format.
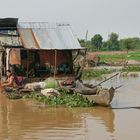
[71, 80, 115, 106]
[71, 80, 97, 95]
[82, 87, 115, 106]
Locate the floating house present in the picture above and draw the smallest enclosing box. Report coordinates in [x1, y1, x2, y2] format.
[0, 18, 84, 80]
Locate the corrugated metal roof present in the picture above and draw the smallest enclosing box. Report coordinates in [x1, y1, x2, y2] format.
[17, 22, 82, 50]
[17, 22, 57, 29]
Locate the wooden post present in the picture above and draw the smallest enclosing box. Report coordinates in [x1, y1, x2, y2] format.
[54, 50, 57, 80]
[85, 30, 88, 48]
[27, 50, 29, 78]
[49, 50, 51, 76]
[6, 48, 10, 71]
[0, 47, 3, 81]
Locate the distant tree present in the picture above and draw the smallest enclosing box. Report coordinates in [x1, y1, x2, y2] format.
[128, 37, 140, 49]
[120, 38, 139, 54]
[86, 41, 94, 51]
[78, 39, 93, 51]
[107, 32, 119, 50]
[91, 34, 103, 50]
[124, 39, 133, 54]
[101, 41, 108, 51]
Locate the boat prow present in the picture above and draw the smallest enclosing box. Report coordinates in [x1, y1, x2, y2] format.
[72, 80, 116, 106]
[82, 87, 115, 106]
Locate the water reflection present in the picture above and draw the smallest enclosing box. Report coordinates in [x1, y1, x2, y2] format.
[87, 107, 115, 133]
[1, 76, 140, 140]
[0, 93, 115, 140]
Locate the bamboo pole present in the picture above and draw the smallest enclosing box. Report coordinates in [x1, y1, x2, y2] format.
[93, 73, 119, 88]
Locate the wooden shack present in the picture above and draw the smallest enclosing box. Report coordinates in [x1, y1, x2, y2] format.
[0, 18, 84, 80]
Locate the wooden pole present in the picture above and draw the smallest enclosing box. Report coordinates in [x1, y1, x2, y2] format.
[85, 30, 88, 48]
[93, 73, 119, 88]
[0, 47, 3, 81]
[27, 50, 29, 78]
[49, 50, 51, 76]
[54, 50, 57, 80]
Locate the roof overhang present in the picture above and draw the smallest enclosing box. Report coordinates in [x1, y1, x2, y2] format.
[0, 18, 18, 30]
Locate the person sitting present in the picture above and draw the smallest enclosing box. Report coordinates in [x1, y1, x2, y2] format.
[1, 70, 25, 88]
[2, 70, 15, 88]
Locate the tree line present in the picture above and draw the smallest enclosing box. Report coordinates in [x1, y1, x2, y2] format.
[79, 32, 140, 52]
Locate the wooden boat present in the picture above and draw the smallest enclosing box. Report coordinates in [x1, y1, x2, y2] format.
[82, 87, 115, 106]
[72, 80, 97, 95]
[71, 80, 115, 106]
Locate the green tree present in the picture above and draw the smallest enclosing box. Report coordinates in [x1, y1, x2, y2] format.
[107, 32, 119, 51]
[101, 41, 108, 51]
[78, 39, 94, 51]
[124, 39, 133, 54]
[120, 38, 139, 53]
[91, 34, 103, 50]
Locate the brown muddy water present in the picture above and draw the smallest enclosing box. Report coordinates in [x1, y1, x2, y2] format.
[1, 77, 140, 140]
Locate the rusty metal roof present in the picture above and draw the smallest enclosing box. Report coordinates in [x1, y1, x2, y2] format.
[17, 22, 82, 50]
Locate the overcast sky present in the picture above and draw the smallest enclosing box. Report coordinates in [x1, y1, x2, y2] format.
[0, 0, 140, 40]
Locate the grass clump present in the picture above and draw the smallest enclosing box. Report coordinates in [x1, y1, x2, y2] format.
[23, 89, 95, 107]
[122, 65, 140, 72]
[127, 51, 140, 61]
[82, 68, 114, 79]
[7, 92, 22, 99]
[99, 51, 140, 63]
[99, 54, 126, 63]
[120, 71, 139, 78]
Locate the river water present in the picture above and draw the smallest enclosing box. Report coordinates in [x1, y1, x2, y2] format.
[0, 76, 140, 140]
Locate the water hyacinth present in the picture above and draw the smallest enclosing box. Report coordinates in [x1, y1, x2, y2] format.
[122, 65, 140, 72]
[23, 89, 96, 107]
[82, 68, 114, 79]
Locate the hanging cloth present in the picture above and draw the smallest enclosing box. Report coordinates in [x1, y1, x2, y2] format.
[9, 48, 21, 65]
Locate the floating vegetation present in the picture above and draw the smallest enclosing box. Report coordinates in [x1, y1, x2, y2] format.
[129, 73, 139, 78]
[120, 72, 139, 78]
[82, 68, 115, 79]
[122, 65, 140, 72]
[120, 72, 129, 77]
[6, 92, 22, 99]
[23, 89, 96, 107]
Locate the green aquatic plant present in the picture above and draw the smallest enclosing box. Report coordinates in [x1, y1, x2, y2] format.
[82, 68, 114, 79]
[122, 65, 140, 72]
[129, 73, 139, 78]
[120, 72, 139, 78]
[120, 72, 129, 77]
[6, 92, 22, 99]
[23, 89, 95, 107]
